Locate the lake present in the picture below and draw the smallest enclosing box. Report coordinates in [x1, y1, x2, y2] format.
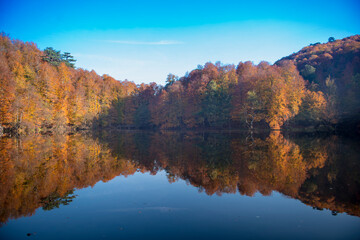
[0, 130, 359, 239]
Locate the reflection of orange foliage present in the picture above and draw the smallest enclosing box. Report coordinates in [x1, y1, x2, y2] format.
[1, 131, 359, 224]
[299, 193, 360, 217]
[229, 131, 308, 197]
[249, 131, 306, 196]
[113, 131, 329, 198]
[0, 134, 137, 224]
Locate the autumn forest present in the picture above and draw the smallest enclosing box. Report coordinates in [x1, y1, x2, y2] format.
[1, 34, 360, 135]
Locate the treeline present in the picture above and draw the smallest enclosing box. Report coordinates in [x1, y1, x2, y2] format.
[0, 33, 137, 134]
[0, 33, 359, 133]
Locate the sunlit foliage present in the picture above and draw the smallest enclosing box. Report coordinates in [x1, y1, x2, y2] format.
[1, 34, 359, 133]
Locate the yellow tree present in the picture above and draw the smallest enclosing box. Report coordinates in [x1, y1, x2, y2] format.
[49, 62, 73, 131]
[0, 53, 15, 127]
[254, 61, 305, 129]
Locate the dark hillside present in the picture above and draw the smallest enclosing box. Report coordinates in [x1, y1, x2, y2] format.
[276, 35, 360, 132]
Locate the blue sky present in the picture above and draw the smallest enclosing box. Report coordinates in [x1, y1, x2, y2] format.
[1, 0, 359, 84]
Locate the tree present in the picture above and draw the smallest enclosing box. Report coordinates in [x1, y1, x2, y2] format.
[61, 52, 76, 68]
[296, 90, 326, 123]
[165, 73, 178, 89]
[201, 80, 231, 128]
[328, 37, 335, 42]
[42, 48, 76, 68]
[42, 47, 62, 66]
[0, 52, 15, 126]
[322, 75, 338, 124]
[265, 62, 305, 129]
[135, 104, 151, 128]
[300, 64, 316, 82]
[244, 90, 263, 129]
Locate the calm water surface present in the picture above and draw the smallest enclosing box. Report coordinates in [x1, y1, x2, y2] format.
[0, 131, 359, 239]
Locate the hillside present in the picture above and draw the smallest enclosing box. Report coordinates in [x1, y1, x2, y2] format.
[1, 34, 360, 134]
[0, 33, 138, 134]
[276, 35, 360, 131]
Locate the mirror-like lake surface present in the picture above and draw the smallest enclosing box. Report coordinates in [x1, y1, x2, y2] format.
[0, 131, 359, 239]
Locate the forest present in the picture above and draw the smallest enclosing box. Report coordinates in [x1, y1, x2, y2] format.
[0, 33, 359, 134]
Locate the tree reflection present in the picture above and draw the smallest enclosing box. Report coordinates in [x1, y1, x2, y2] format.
[0, 134, 137, 224]
[41, 190, 76, 211]
[0, 131, 359, 224]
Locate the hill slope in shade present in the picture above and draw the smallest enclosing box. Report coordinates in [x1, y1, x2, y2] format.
[276, 35, 360, 130]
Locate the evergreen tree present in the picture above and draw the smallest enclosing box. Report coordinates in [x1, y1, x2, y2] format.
[61, 52, 76, 68]
[42, 47, 62, 66]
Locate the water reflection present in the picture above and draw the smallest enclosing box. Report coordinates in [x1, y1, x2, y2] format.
[0, 131, 359, 225]
[0, 134, 137, 225]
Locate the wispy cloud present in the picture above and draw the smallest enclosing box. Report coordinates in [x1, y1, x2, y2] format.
[105, 40, 183, 45]
[73, 53, 155, 65]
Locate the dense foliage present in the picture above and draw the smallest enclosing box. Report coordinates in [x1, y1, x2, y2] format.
[276, 35, 360, 130]
[0, 33, 137, 133]
[42, 47, 76, 68]
[0, 34, 359, 133]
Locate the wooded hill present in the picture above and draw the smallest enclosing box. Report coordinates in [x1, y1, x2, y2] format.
[0, 33, 359, 134]
[276, 35, 360, 131]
